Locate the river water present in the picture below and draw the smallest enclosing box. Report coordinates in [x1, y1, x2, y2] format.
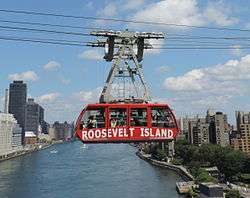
[0, 141, 184, 198]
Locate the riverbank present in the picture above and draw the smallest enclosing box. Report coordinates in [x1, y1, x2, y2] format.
[136, 150, 194, 181]
[0, 140, 63, 162]
[136, 150, 250, 197]
[136, 151, 200, 195]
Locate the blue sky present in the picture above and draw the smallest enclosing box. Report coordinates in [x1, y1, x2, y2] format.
[0, 0, 250, 124]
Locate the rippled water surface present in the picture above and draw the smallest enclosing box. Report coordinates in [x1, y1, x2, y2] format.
[0, 142, 184, 198]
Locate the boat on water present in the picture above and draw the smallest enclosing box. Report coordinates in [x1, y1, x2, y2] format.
[81, 144, 88, 149]
[50, 150, 58, 154]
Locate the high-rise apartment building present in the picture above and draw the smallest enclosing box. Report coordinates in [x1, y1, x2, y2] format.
[188, 117, 199, 144]
[193, 118, 210, 146]
[182, 110, 229, 146]
[0, 113, 20, 155]
[178, 117, 189, 140]
[12, 123, 22, 149]
[235, 111, 250, 130]
[8, 81, 27, 144]
[208, 112, 229, 146]
[49, 121, 74, 141]
[25, 98, 44, 136]
[232, 111, 250, 155]
[4, 89, 9, 113]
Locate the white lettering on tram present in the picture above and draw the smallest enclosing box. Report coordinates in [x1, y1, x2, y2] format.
[129, 128, 134, 137]
[81, 127, 174, 140]
[155, 129, 160, 137]
[168, 129, 174, 138]
[140, 128, 174, 138]
[95, 129, 101, 138]
[88, 130, 94, 139]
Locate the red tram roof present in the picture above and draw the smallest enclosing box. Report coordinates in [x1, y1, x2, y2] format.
[84, 103, 171, 108]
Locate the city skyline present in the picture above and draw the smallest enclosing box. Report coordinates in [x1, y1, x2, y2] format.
[0, 0, 250, 123]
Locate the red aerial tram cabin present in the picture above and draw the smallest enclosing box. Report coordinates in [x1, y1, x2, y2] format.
[74, 30, 179, 144]
[75, 103, 179, 143]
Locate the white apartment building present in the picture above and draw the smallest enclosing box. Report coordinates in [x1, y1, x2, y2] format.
[0, 113, 21, 155]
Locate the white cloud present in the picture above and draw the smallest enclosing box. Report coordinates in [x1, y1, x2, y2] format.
[60, 76, 71, 85]
[8, 71, 38, 82]
[43, 87, 102, 122]
[230, 45, 242, 56]
[33, 87, 103, 123]
[190, 95, 232, 108]
[145, 39, 165, 54]
[34, 92, 80, 123]
[78, 49, 103, 61]
[131, 0, 205, 29]
[245, 23, 250, 29]
[204, 1, 238, 26]
[156, 66, 170, 73]
[164, 54, 250, 93]
[164, 69, 204, 91]
[207, 55, 250, 81]
[73, 87, 102, 103]
[61, 78, 71, 85]
[36, 92, 60, 104]
[43, 61, 61, 71]
[97, 3, 117, 17]
[39, 97, 77, 123]
[130, 0, 238, 29]
[153, 94, 231, 110]
[123, 0, 145, 10]
[86, 2, 94, 10]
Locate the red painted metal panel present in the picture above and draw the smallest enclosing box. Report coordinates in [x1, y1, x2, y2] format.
[75, 103, 179, 143]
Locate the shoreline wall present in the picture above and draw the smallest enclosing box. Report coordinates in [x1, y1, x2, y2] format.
[136, 151, 194, 181]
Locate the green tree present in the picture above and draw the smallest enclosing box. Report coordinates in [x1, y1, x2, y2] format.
[213, 147, 246, 181]
[174, 140, 248, 182]
[240, 173, 250, 184]
[195, 168, 217, 183]
[186, 188, 198, 197]
[243, 156, 250, 173]
[225, 189, 240, 198]
[152, 148, 167, 161]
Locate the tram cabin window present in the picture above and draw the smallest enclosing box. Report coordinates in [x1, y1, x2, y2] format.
[80, 108, 105, 129]
[151, 107, 175, 128]
[109, 108, 127, 127]
[130, 108, 147, 126]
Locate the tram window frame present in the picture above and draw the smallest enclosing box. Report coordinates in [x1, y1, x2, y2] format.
[151, 107, 176, 128]
[109, 108, 127, 128]
[130, 108, 148, 127]
[80, 107, 106, 129]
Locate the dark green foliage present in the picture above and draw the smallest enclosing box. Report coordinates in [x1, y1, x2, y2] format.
[152, 147, 167, 161]
[243, 156, 250, 173]
[174, 140, 249, 182]
[240, 173, 250, 183]
[225, 189, 240, 198]
[171, 157, 183, 165]
[186, 188, 198, 197]
[194, 168, 217, 183]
